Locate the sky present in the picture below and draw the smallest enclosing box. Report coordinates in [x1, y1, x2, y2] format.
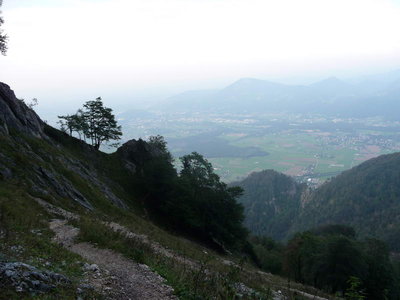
[1, 0, 400, 117]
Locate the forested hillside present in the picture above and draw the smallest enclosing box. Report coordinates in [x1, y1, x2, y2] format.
[232, 170, 306, 240]
[292, 152, 400, 251]
[237, 152, 400, 252]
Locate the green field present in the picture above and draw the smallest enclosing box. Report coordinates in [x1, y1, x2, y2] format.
[207, 131, 398, 183]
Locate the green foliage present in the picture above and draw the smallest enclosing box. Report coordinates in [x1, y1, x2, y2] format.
[58, 110, 86, 137]
[0, 2, 7, 55]
[282, 226, 396, 299]
[345, 277, 365, 300]
[58, 97, 122, 149]
[148, 135, 173, 163]
[250, 236, 283, 274]
[362, 239, 392, 300]
[82, 97, 122, 149]
[177, 152, 248, 250]
[318, 235, 366, 292]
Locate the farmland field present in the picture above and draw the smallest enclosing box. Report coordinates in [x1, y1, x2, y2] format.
[119, 111, 400, 185]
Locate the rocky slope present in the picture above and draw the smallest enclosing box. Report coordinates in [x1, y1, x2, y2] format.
[0, 82, 44, 137]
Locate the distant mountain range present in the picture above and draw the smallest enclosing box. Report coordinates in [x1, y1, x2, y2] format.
[234, 151, 400, 251]
[159, 69, 400, 119]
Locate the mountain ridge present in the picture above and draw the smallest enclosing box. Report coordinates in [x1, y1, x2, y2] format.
[158, 70, 400, 118]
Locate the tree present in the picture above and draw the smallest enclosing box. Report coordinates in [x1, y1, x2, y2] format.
[58, 110, 87, 138]
[58, 97, 122, 149]
[178, 152, 248, 249]
[345, 277, 366, 300]
[180, 152, 221, 189]
[315, 235, 366, 293]
[250, 236, 284, 274]
[0, 1, 8, 55]
[134, 136, 178, 215]
[362, 239, 393, 299]
[148, 135, 173, 163]
[282, 227, 399, 298]
[82, 97, 122, 149]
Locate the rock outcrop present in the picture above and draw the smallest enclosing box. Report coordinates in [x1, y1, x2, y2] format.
[0, 262, 71, 294]
[34, 166, 94, 210]
[116, 139, 165, 174]
[0, 82, 44, 137]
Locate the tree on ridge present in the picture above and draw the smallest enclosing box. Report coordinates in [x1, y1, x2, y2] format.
[58, 97, 122, 150]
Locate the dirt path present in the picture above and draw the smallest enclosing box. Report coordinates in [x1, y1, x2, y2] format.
[49, 219, 176, 300]
[106, 221, 200, 270]
[35, 197, 200, 270]
[38, 197, 330, 300]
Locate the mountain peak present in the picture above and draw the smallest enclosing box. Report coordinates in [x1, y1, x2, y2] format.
[223, 78, 287, 94]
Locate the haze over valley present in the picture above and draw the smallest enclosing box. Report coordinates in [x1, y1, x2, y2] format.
[118, 69, 400, 184]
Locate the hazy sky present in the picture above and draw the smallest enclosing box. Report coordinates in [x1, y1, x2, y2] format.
[1, 0, 400, 114]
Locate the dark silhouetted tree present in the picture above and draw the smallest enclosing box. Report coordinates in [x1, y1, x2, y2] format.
[58, 109, 87, 138]
[58, 97, 122, 149]
[82, 97, 122, 149]
[362, 239, 393, 299]
[178, 152, 247, 249]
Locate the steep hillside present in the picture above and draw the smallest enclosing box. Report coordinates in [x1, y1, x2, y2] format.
[0, 82, 335, 299]
[290, 152, 400, 251]
[233, 170, 306, 240]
